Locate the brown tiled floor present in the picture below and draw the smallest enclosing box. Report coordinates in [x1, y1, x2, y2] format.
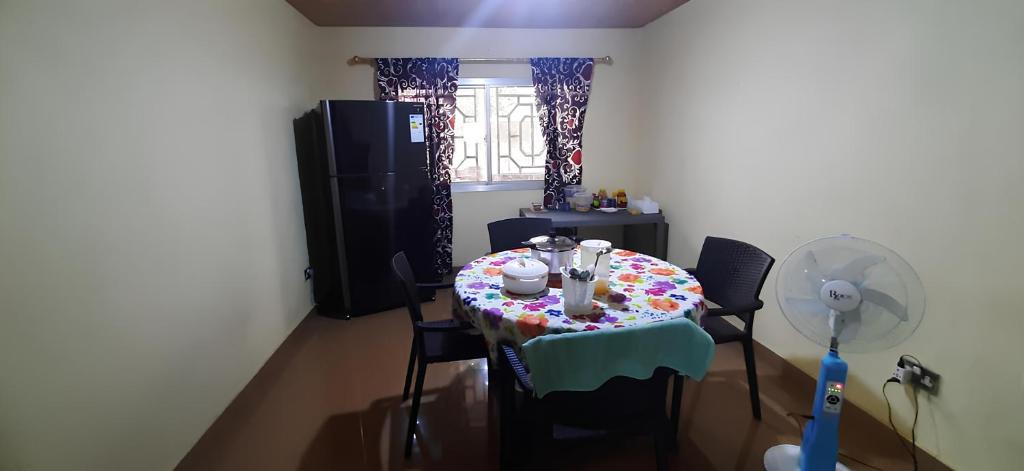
[177, 291, 943, 471]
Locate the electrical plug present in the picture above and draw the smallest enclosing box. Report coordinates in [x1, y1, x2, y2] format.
[889, 367, 906, 383]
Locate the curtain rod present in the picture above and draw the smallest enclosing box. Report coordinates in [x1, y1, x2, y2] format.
[349, 55, 612, 65]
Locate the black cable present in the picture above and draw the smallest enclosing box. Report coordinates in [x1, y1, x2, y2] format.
[901, 354, 924, 470]
[785, 411, 813, 426]
[883, 378, 919, 471]
[882, 380, 912, 456]
[911, 381, 920, 469]
[838, 451, 886, 471]
[901, 354, 922, 366]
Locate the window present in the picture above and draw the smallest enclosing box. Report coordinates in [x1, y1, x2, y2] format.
[452, 78, 546, 192]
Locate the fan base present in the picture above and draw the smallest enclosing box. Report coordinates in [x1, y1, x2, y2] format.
[763, 444, 850, 471]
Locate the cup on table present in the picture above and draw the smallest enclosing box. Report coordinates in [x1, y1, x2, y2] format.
[579, 240, 612, 276]
[560, 267, 597, 315]
[580, 240, 612, 296]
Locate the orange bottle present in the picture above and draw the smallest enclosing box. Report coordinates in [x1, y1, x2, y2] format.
[615, 189, 628, 208]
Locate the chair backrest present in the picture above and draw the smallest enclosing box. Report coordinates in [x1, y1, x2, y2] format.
[487, 217, 553, 253]
[694, 236, 775, 311]
[498, 343, 675, 429]
[544, 367, 675, 429]
[391, 251, 423, 325]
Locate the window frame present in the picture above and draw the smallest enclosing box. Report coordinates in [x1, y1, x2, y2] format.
[451, 77, 545, 193]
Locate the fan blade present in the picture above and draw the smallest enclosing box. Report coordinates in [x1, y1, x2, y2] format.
[802, 250, 828, 291]
[828, 255, 884, 284]
[836, 307, 862, 344]
[785, 296, 831, 318]
[861, 288, 909, 322]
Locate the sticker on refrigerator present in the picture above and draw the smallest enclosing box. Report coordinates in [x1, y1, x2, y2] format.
[409, 114, 425, 143]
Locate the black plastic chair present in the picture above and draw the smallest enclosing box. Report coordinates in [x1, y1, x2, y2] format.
[672, 236, 774, 430]
[498, 344, 675, 471]
[487, 217, 553, 253]
[391, 251, 488, 458]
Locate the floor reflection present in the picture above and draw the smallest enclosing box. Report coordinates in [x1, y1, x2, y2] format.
[298, 359, 493, 471]
[177, 291, 929, 471]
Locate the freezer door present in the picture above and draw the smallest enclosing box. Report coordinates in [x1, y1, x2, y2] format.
[332, 173, 395, 315]
[333, 169, 435, 315]
[391, 169, 436, 283]
[325, 100, 429, 176]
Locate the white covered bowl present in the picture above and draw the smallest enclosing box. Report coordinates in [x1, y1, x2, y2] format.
[501, 257, 549, 295]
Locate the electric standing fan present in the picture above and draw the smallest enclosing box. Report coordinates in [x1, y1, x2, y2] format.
[764, 235, 925, 471]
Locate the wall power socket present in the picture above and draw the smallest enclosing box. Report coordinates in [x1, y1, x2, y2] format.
[896, 356, 940, 395]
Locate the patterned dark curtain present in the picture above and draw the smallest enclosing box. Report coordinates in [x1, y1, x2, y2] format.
[376, 58, 460, 277]
[530, 57, 594, 207]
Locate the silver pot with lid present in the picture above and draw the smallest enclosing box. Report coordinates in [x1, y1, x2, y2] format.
[524, 231, 577, 274]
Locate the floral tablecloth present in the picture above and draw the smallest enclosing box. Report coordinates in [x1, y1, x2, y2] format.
[454, 248, 707, 353]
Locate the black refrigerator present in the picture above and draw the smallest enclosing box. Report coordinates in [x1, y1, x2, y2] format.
[293, 100, 437, 318]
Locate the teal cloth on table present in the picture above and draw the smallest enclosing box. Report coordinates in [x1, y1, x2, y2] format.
[521, 318, 715, 398]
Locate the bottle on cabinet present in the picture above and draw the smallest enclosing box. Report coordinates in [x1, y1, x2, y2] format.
[615, 189, 628, 208]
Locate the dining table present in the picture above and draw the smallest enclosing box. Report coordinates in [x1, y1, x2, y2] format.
[454, 248, 707, 354]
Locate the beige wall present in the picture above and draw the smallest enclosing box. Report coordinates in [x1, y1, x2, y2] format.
[0, 16, 649, 468]
[0, 0, 318, 469]
[641, 0, 1024, 468]
[310, 27, 647, 265]
[4, 1, 1020, 469]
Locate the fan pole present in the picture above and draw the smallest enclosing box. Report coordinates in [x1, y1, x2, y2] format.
[800, 346, 850, 470]
[763, 345, 852, 471]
